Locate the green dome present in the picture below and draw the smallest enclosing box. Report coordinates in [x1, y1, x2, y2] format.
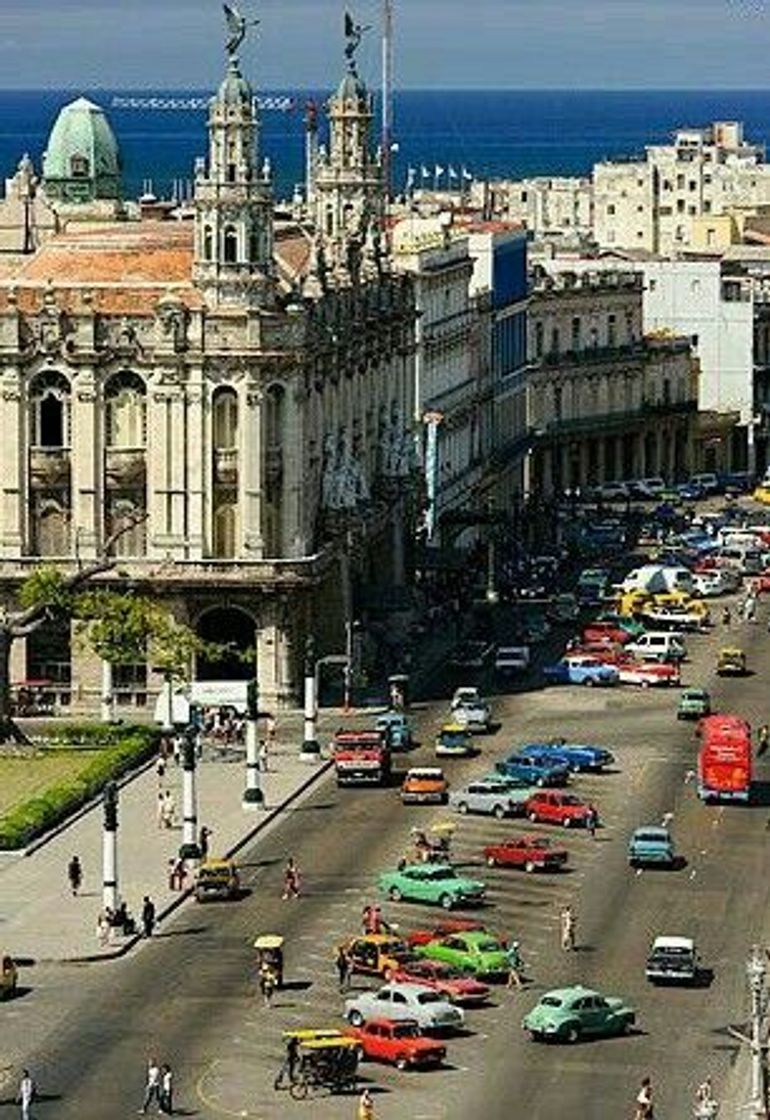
[42, 96, 121, 202]
[216, 59, 253, 106]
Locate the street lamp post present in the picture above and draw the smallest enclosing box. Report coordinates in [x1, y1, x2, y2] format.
[102, 781, 119, 912]
[301, 637, 321, 761]
[747, 945, 767, 1118]
[100, 660, 114, 725]
[178, 733, 201, 859]
[243, 678, 264, 809]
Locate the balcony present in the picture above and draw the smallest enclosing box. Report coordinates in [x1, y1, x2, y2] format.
[29, 448, 71, 488]
[214, 448, 238, 485]
[538, 343, 645, 368]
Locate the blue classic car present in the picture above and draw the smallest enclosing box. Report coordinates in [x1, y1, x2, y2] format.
[376, 713, 413, 751]
[495, 755, 570, 788]
[507, 742, 615, 773]
[542, 657, 619, 687]
[628, 826, 676, 868]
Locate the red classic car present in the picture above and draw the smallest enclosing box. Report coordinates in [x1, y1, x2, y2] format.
[568, 643, 630, 665]
[406, 918, 485, 947]
[581, 622, 631, 646]
[525, 791, 594, 827]
[389, 958, 491, 1005]
[752, 572, 770, 594]
[616, 660, 680, 687]
[348, 1018, 447, 1069]
[483, 834, 569, 872]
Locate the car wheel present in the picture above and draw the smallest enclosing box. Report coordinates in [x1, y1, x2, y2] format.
[565, 1024, 582, 1044]
[347, 1009, 364, 1027]
[563, 817, 572, 828]
[486, 855, 497, 867]
[383, 967, 393, 981]
[457, 802, 469, 815]
[536, 777, 546, 787]
[527, 1030, 542, 1042]
[641, 679, 650, 689]
[528, 811, 538, 823]
[440, 893, 454, 911]
[395, 1055, 409, 1071]
[493, 804, 506, 820]
[389, 887, 403, 903]
[524, 861, 536, 874]
[584, 677, 595, 688]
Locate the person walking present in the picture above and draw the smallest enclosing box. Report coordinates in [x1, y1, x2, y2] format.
[17, 1069, 35, 1120]
[198, 826, 211, 860]
[585, 805, 599, 839]
[634, 1076, 654, 1120]
[722, 605, 731, 628]
[168, 858, 186, 892]
[282, 857, 300, 900]
[142, 896, 156, 938]
[96, 909, 110, 947]
[259, 961, 276, 1007]
[156, 791, 166, 830]
[258, 739, 269, 772]
[159, 1064, 173, 1115]
[139, 1058, 162, 1114]
[357, 1088, 375, 1120]
[67, 854, 82, 896]
[336, 945, 352, 992]
[265, 714, 277, 747]
[560, 904, 576, 951]
[506, 940, 524, 989]
[156, 756, 166, 785]
[758, 724, 769, 757]
[162, 790, 176, 830]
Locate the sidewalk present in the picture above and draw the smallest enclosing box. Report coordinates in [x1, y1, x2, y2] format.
[0, 718, 334, 964]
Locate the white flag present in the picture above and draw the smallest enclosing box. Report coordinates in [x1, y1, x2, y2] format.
[421, 164, 430, 178]
[434, 165, 445, 177]
[462, 167, 473, 180]
[448, 166, 458, 179]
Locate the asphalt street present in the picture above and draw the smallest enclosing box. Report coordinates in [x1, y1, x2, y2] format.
[3, 597, 770, 1120]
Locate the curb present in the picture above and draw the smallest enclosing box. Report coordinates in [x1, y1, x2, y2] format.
[43, 756, 334, 965]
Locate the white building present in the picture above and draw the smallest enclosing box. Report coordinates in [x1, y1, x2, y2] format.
[594, 121, 770, 256]
[470, 177, 593, 242]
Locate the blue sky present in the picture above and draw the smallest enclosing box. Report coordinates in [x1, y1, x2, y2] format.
[1, 0, 770, 89]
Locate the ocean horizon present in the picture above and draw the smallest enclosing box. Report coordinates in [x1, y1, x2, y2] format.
[5, 87, 770, 200]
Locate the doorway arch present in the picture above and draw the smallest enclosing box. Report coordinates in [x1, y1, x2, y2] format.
[195, 606, 255, 680]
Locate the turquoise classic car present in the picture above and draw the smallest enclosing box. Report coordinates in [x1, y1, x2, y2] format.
[376, 712, 414, 751]
[628, 826, 675, 867]
[378, 864, 486, 910]
[523, 984, 635, 1043]
[677, 688, 711, 720]
[415, 929, 508, 980]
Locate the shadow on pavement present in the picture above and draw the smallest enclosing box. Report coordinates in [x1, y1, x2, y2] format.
[156, 925, 208, 939]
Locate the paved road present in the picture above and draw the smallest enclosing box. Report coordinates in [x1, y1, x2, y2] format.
[4, 601, 770, 1120]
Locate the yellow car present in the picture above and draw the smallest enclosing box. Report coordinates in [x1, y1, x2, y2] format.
[753, 485, 770, 506]
[435, 723, 475, 757]
[194, 858, 240, 902]
[652, 592, 709, 622]
[615, 590, 652, 617]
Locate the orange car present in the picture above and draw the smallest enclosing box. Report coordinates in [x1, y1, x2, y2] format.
[401, 767, 448, 805]
[338, 934, 411, 979]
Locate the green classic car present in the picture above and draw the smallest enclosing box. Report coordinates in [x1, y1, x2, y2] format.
[378, 864, 486, 910]
[415, 929, 508, 979]
[595, 613, 646, 638]
[523, 985, 635, 1043]
[677, 688, 711, 720]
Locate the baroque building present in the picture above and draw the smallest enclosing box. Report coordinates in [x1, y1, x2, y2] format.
[0, 27, 416, 713]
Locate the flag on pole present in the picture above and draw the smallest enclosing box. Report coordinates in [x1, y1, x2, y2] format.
[434, 165, 445, 178]
[448, 166, 458, 180]
[421, 165, 430, 179]
[406, 167, 416, 191]
[462, 166, 473, 181]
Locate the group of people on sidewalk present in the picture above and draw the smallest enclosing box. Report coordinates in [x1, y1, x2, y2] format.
[139, 1058, 174, 1115]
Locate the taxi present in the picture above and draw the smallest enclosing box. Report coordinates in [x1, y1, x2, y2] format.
[338, 933, 412, 979]
[194, 858, 240, 902]
[752, 484, 770, 505]
[401, 767, 449, 804]
[435, 723, 475, 758]
[652, 592, 709, 623]
[716, 646, 747, 676]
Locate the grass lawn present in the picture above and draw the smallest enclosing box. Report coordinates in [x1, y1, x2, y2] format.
[0, 751, 98, 817]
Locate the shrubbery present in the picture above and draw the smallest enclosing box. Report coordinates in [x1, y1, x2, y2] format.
[0, 724, 160, 849]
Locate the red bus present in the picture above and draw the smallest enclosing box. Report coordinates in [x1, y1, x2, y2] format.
[697, 714, 752, 803]
[333, 729, 391, 787]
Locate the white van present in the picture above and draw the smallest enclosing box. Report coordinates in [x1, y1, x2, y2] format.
[625, 632, 687, 663]
[716, 544, 767, 574]
[622, 565, 695, 595]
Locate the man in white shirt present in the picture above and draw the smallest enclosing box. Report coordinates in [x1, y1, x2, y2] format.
[139, 1058, 161, 1114]
[18, 1070, 35, 1120]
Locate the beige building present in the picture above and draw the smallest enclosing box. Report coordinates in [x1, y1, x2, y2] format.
[0, 39, 416, 713]
[594, 121, 770, 256]
[472, 177, 593, 244]
[527, 266, 696, 496]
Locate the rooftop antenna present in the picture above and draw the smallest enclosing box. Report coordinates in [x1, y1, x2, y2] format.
[381, 0, 394, 201]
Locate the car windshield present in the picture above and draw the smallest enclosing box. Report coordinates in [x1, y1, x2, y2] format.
[426, 868, 456, 881]
[393, 1023, 420, 1037]
[476, 939, 501, 953]
[562, 796, 582, 805]
[416, 991, 442, 1004]
[540, 996, 563, 1008]
[442, 732, 468, 746]
[636, 832, 667, 843]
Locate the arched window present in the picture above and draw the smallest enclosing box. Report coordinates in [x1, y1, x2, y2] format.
[203, 225, 213, 261]
[29, 371, 70, 448]
[213, 387, 238, 450]
[223, 225, 238, 263]
[104, 371, 147, 449]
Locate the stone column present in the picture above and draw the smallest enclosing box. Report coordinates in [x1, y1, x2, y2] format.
[256, 598, 297, 710]
[147, 387, 169, 559]
[283, 383, 306, 557]
[167, 390, 187, 553]
[241, 386, 264, 558]
[71, 374, 99, 557]
[0, 370, 23, 556]
[186, 380, 205, 560]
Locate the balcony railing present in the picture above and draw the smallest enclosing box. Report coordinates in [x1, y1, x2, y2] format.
[538, 343, 645, 368]
[214, 448, 238, 485]
[29, 448, 71, 487]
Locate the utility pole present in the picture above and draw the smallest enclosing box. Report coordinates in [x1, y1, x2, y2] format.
[381, 0, 394, 200]
[100, 660, 114, 724]
[301, 637, 321, 760]
[102, 781, 119, 912]
[729, 946, 768, 1119]
[179, 734, 200, 859]
[243, 678, 264, 809]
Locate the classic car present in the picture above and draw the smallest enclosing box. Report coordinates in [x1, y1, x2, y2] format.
[450, 688, 493, 733]
[616, 660, 681, 688]
[405, 918, 485, 947]
[376, 712, 413, 751]
[435, 724, 475, 758]
[448, 780, 522, 819]
[628, 826, 675, 867]
[346, 1021, 447, 1070]
[640, 606, 707, 633]
[401, 767, 449, 805]
[348, 1018, 447, 1070]
[344, 982, 465, 1032]
[524, 791, 594, 828]
[495, 755, 570, 788]
[582, 622, 631, 646]
[338, 934, 412, 979]
[480, 772, 538, 807]
[645, 936, 699, 985]
[506, 741, 615, 773]
[594, 613, 646, 638]
[548, 593, 580, 623]
[523, 984, 635, 1043]
[483, 835, 568, 872]
[389, 959, 491, 1005]
[542, 657, 619, 687]
[716, 646, 747, 677]
[378, 864, 486, 910]
[677, 687, 711, 720]
[193, 858, 240, 902]
[414, 929, 509, 980]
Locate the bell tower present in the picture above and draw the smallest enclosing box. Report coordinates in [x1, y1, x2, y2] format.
[313, 13, 383, 285]
[193, 11, 274, 308]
